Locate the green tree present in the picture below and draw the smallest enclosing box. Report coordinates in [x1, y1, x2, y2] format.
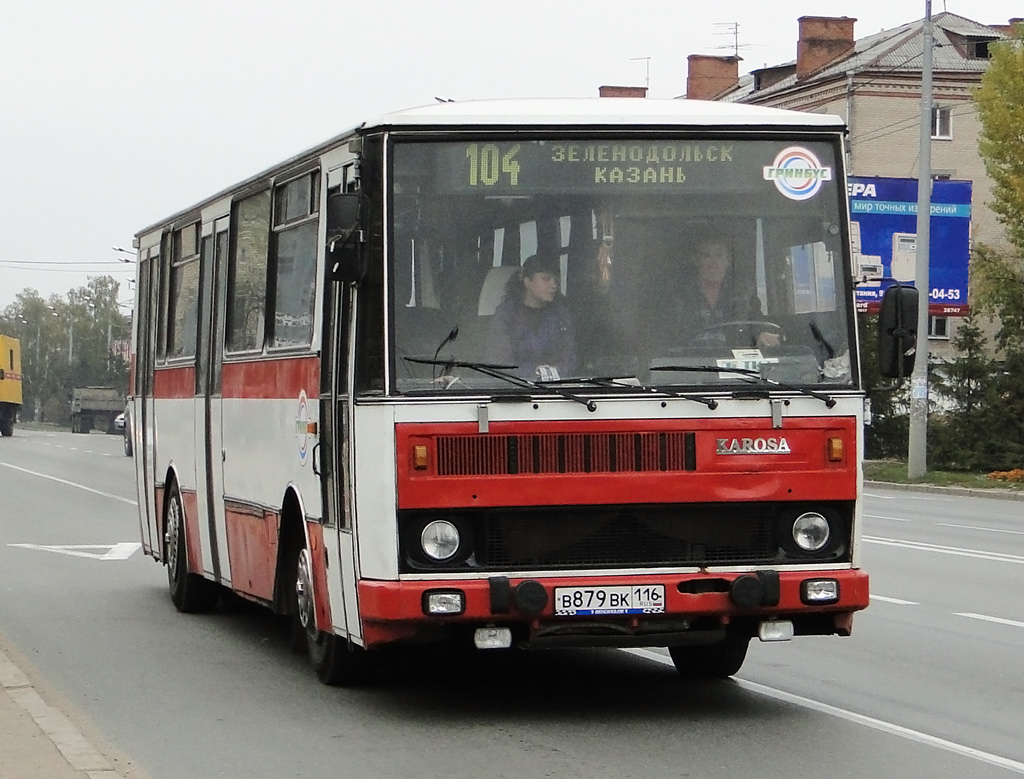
[1, 276, 130, 424]
[928, 247, 1024, 471]
[970, 244, 1024, 353]
[929, 315, 1000, 470]
[976, 23, 1024, 250]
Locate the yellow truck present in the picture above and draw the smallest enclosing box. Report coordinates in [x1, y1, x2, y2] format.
[0, 335, 23, 437]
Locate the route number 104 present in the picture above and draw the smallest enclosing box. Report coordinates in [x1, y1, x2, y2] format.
[465, 143, 521, 186]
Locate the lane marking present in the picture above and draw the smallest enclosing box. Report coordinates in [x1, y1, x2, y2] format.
[864, 513, 911, 522]
[864, 536, 1024, 566]
[8, 543, 141, 561]
[955, 612, 1024, 630]
[623, 648, 1024, 774]
[0, 462, 137, 506]
[871, 595, 919, 605]
[939, 522, 1024, 537]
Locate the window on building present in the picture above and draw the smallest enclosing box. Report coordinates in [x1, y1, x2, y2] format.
[928, 315, 949, 339]
[270, 171, 320, 349]
[931, 106, 952, 140]
[968, 38, 992, 59]
[226, 190, 271, 353]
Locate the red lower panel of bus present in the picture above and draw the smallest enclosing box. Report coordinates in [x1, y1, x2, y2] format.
[224, 501, 280, 602]
[180, 489, 204, 575]
[306, 521, 333, 634]
[357, 569, 869, 648]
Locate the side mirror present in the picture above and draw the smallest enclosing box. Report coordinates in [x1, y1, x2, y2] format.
[325, 192, 365, 282]
[878, 284, 919, 379]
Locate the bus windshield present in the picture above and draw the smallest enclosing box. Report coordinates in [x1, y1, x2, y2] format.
[390, 136, 855, 395]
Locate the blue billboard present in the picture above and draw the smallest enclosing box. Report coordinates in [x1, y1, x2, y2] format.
[848, 176, 972, 315]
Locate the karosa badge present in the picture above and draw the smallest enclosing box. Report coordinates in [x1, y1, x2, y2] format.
[717, 437, 792, 455]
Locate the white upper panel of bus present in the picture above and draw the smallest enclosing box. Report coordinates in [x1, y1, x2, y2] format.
[362, 98, 844, 130]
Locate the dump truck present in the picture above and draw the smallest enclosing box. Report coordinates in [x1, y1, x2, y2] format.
[0, 335, 22, 437]
[71, 386, 123, 434]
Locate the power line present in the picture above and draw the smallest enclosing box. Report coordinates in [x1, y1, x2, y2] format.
[0, 265, 134, 273]
[0, 259, 131, 266]
[851, 103, 976, 148]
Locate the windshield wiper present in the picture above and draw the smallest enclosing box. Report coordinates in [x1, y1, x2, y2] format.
[403, 357, 598, 411]
[538, 375, 719, 409]
[650, 365, 836, 408]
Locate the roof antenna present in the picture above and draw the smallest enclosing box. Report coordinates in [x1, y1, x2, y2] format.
[629, 56, 651, 91]
[434, 96, 455, 103]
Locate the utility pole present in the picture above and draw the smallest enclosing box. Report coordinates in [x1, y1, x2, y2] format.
[908, 0, 933, 479]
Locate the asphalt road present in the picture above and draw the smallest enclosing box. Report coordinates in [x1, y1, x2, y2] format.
[2, 428, 1023, 778]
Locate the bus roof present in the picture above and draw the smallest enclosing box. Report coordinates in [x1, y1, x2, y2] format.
[136, 98, 844, 239]
[363, 97, 845, 130]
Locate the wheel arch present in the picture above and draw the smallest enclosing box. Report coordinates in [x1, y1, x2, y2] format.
[274, 485, 309, 615]
[159, 462, 184, 561]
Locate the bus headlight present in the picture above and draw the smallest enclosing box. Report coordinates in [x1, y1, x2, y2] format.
[421, 520, 460, 561]
[792, 512, 831, 552]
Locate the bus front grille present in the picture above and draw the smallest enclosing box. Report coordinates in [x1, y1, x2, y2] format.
[435, 432, 696, 476]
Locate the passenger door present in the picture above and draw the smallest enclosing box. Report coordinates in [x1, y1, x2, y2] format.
[194, 217, 232, 583]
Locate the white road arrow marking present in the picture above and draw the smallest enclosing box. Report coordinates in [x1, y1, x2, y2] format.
[8, 543, 141, 560]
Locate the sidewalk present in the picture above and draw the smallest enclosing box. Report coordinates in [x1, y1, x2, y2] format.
[864, 479, 1024, 502]
[0, 644, 127, 779]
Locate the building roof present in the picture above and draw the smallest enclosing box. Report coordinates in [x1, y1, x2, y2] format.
[720, 12, 1007, 103]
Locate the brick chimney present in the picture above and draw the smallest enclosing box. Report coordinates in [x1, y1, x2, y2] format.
[797, 16, 856, 79]
[991, 18, 1023, 33]
[685, 55, 740, 100]
[598, 85, 648, 98]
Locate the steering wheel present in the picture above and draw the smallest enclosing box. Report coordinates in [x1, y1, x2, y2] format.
[695, 320, 783, 349]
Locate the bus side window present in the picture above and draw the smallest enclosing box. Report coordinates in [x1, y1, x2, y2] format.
[226, 190, 271, 353]
[271, 171, 320, 349]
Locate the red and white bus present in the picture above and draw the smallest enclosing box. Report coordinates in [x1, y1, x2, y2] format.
[128, 98, 916, 685]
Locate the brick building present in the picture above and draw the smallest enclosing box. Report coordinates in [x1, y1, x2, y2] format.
[684, 12, 1021, 360]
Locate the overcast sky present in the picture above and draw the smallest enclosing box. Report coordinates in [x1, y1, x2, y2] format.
[2, 0, 1019, 312]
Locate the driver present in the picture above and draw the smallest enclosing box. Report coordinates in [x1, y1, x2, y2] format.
[681, 236, 779, 349]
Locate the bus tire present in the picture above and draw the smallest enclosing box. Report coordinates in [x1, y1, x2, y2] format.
[165, 486, 219, 613]
[295, 546, 371, 686]
[668, 633, 750, 680]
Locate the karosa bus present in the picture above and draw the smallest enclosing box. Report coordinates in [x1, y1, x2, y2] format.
[127, 98, 917, 685]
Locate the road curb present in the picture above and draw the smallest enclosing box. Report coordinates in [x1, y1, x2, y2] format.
[865, 480, 1024, 502]
[0, 645, 122, 777]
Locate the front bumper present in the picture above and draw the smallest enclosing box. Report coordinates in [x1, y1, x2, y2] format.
[357, 568, 869, 648]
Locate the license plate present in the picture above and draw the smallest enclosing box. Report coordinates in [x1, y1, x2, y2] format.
[554, 585, 665, 616]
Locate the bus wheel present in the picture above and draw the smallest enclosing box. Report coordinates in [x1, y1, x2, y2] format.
[165, 487, 219, 613]
[295, 546, 370, 686]
[668, 634, 750, 680]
